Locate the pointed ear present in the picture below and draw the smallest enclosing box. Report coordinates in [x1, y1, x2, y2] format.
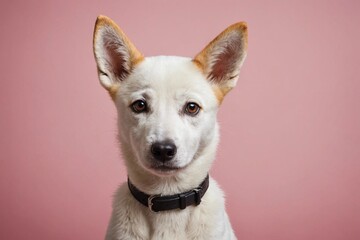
[193, 22, 248, 96]
[93, 15, 144, 90]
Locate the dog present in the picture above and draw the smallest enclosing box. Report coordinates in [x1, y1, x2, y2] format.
[93, 15, 247, 240]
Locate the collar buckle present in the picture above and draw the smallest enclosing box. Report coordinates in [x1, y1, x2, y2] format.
[148, 194, 160, 212]
[193, 187, 202, 205]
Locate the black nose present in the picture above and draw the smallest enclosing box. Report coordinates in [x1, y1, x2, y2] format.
[151, 141, 177, 162]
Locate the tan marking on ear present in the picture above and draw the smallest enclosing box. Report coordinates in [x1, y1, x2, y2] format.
[93, 15, 144, 69]
[212, 85, 235, 104]
[132, 56, 144, 66]
[192, 58, 205, 73]
[108, 84, 120, 101]
[193, 21, 248, 77]
[212, 85, 225, 104]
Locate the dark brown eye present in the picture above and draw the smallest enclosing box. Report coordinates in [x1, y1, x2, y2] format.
[131, 100, 147, 113]
[185, 102, 201, 116]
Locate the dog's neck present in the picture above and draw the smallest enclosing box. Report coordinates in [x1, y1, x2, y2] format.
[126, 156, 212, 196]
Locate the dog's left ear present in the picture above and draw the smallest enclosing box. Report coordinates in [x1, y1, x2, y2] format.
[193, 22, 248, 97]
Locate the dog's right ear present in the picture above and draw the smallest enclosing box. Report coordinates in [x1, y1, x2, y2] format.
[93, 15, 143, 91]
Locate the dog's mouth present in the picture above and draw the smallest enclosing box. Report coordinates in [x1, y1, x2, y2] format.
[148, 162, 186, 174]
[151, 164, 183, 172]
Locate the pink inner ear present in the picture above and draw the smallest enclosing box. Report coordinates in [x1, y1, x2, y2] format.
[210, 49, 237, 81]
[100, 29, 130, 81]
[105, 42, 129, 80]
[208, 34, 245, 83]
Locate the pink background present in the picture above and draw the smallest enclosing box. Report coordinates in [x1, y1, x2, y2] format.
[1, 0, 359, 239]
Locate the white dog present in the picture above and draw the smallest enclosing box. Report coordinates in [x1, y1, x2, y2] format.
[93, 15, 247, 240]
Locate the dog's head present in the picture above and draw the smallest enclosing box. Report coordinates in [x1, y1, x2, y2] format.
[93, 16, 247, 177]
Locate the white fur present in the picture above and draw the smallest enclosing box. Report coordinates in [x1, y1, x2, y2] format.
[93, 16, 247, 240]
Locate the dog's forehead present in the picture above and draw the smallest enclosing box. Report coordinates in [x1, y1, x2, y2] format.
[127, 56, 211, 94]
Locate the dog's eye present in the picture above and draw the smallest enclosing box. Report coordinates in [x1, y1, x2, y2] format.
[131, 100, 147, 113]
[185, 102, 201, 116]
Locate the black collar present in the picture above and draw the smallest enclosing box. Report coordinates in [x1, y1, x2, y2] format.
[128, 174, 209, 212]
